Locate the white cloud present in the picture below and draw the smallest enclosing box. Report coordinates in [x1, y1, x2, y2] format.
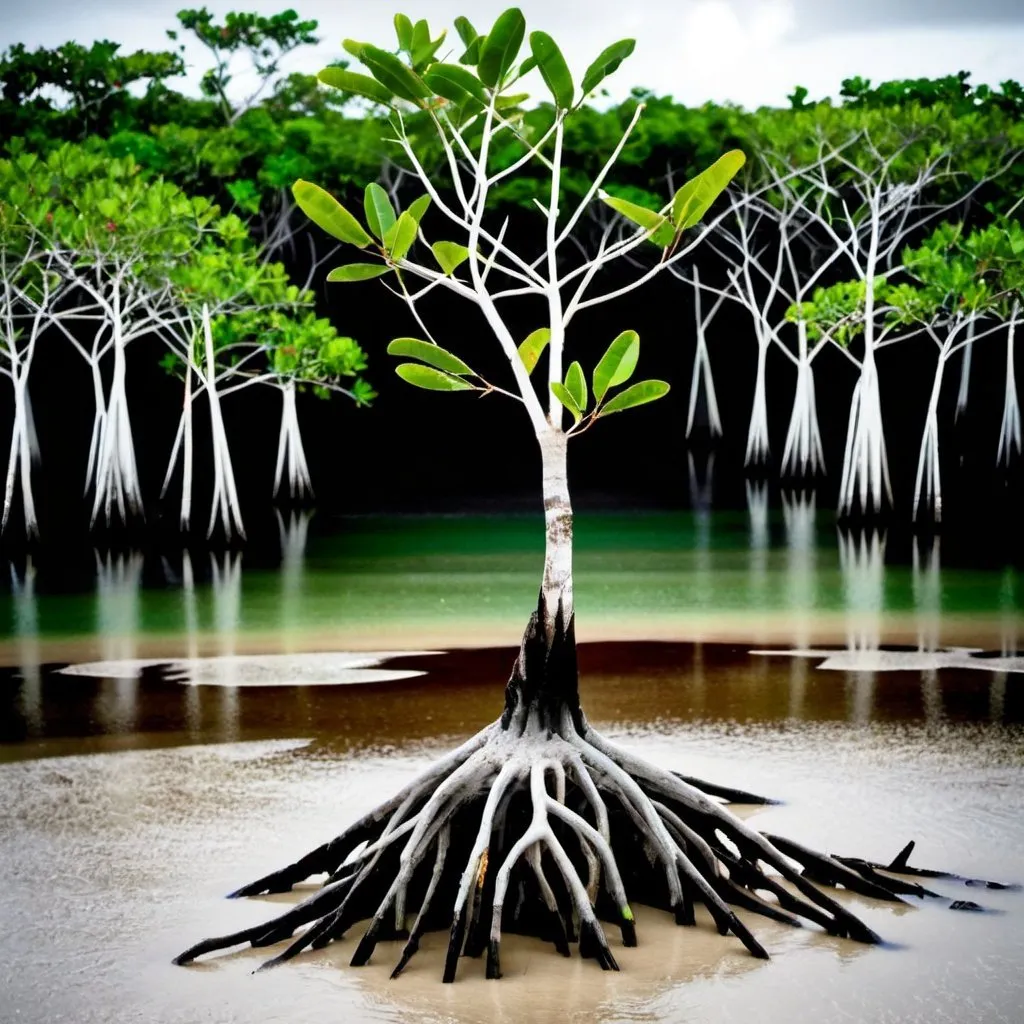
[2, 0, 1020, 110]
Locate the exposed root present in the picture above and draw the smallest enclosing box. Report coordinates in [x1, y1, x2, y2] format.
[172, 709, 974, 979]
[174, 597, 998, 980]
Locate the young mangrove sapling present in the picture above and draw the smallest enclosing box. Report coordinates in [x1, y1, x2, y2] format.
[176, 8, 976, 982]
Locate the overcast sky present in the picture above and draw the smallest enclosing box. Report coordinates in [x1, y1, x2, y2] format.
[2, 0, 1023, 109]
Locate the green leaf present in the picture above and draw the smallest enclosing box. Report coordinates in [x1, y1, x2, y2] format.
[292, 180, 371, 247]
[600, 193, 674, 247]
[407, 194, 432, 224]
[495, 92, 529, 110]
[565, 360, 588, 411]
[342, 39, 369, 59]
[517, 327, 550, 373]
[317, 67, 394, 105]
[580, 39, 635, 95]
[326, 263, 392, 282]
[394, 14, 413, 51]
[359, 44, 432, 103]
[387, 337, 473, 375]
[529, 31, 573, 109]
[423, 63, 488, 107]
[432, 240, 470, 275]
[593, 329, 639, 402]
[518, 55, 538, 76]
[384, 211, 418, 262]
[454, 16, 478, 46]
[363, 183, 396, 241]
[478, 8, 526, 87]
[459, 37, 483, 66]
[598, 379, 670, 416]
[671, 150, 747, 230]
[412, 27, 445, 69]
[396, 363, 476, 391]
[411, 19, 430, 54]
[550, 381, 582, 423]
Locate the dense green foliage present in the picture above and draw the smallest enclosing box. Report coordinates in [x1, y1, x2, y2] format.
[2, 5, 1023, 533]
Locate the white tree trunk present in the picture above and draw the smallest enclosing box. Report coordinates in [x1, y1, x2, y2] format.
[686, 268, 722, 439]
[273, 381, 313, 501]
[3, 373, 39, 536]
[744, 340, 770, 467]
[997, 308, 1020, 468]
[85, 358, 105, 497]
[539, 429, 572, 632]
[182, 364, 195, 530]
[91, 288, 143, 526]
[781, 322, 825, 478]
[955, 319, 976, 421]
[913, 356, 945, 522]
[838, 347, 891, 516]
[202, 305, 245, 540]
[160, 364, 199, 532]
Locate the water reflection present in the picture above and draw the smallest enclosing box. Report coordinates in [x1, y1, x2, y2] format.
[94, 550, 143, 733]
[2, 511, 1024, 754]
[782, 490, 817, 644]
[913, 535, 942, 653]
[687, 451, 715, 607]
[277, 510, 313, 645]
[182, 552, 200, 734]
[992, 567, 1018, 724]
[10, 558, 40, 734]
[209, 551, 242, 738]
[838, 528, 887, 652]
[837, 528, 886, 725]
[746, 480, 769, 604]
[783, 491, 814, 723]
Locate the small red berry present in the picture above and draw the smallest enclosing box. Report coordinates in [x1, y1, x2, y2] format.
[105, 220, 117, 232]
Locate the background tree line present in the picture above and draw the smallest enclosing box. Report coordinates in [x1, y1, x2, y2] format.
[1, 7, 1022, 545]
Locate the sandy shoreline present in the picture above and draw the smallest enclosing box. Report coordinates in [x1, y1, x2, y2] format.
[2, 725, 1022, 1024]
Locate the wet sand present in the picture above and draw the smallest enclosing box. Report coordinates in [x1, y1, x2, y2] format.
[2, 638, 1024, 1023]
[2, 723, 1022, 1024]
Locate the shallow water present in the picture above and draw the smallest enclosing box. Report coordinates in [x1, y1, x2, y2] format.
[3, 509, 1024, 665]
[2, 509, 1024, 1022]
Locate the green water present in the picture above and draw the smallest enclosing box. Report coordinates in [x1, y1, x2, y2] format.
[1, 508, 1021, 648]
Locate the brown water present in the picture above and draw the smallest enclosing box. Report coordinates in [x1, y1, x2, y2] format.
[2, 641, 1023, 1023]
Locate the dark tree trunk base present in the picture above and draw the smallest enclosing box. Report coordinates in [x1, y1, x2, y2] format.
[174, 593, 1008, 980]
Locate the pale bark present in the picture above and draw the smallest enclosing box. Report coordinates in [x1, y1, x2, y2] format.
[839, 346, 891, 516]
[202, 305, 245, 540]
[539, 430, 573, 633]
[273, 381, 313, 501]
[781, 321, 825, 477]
[90, 282, 144, 525]
[913, 357, 945, 522]
[997, 307, 1021, 468]
[745, 340, 770, 466]
[955, 321, 975, 421]
[686, 267, 723, 439]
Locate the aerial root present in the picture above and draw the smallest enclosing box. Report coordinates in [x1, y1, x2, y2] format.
[834, 840, 1018, 892]
[174, 720, 970, 980]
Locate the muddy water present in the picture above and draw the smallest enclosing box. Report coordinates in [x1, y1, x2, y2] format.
[2, 644, 1023, 1024]
[2, 509, 1024, 1022]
